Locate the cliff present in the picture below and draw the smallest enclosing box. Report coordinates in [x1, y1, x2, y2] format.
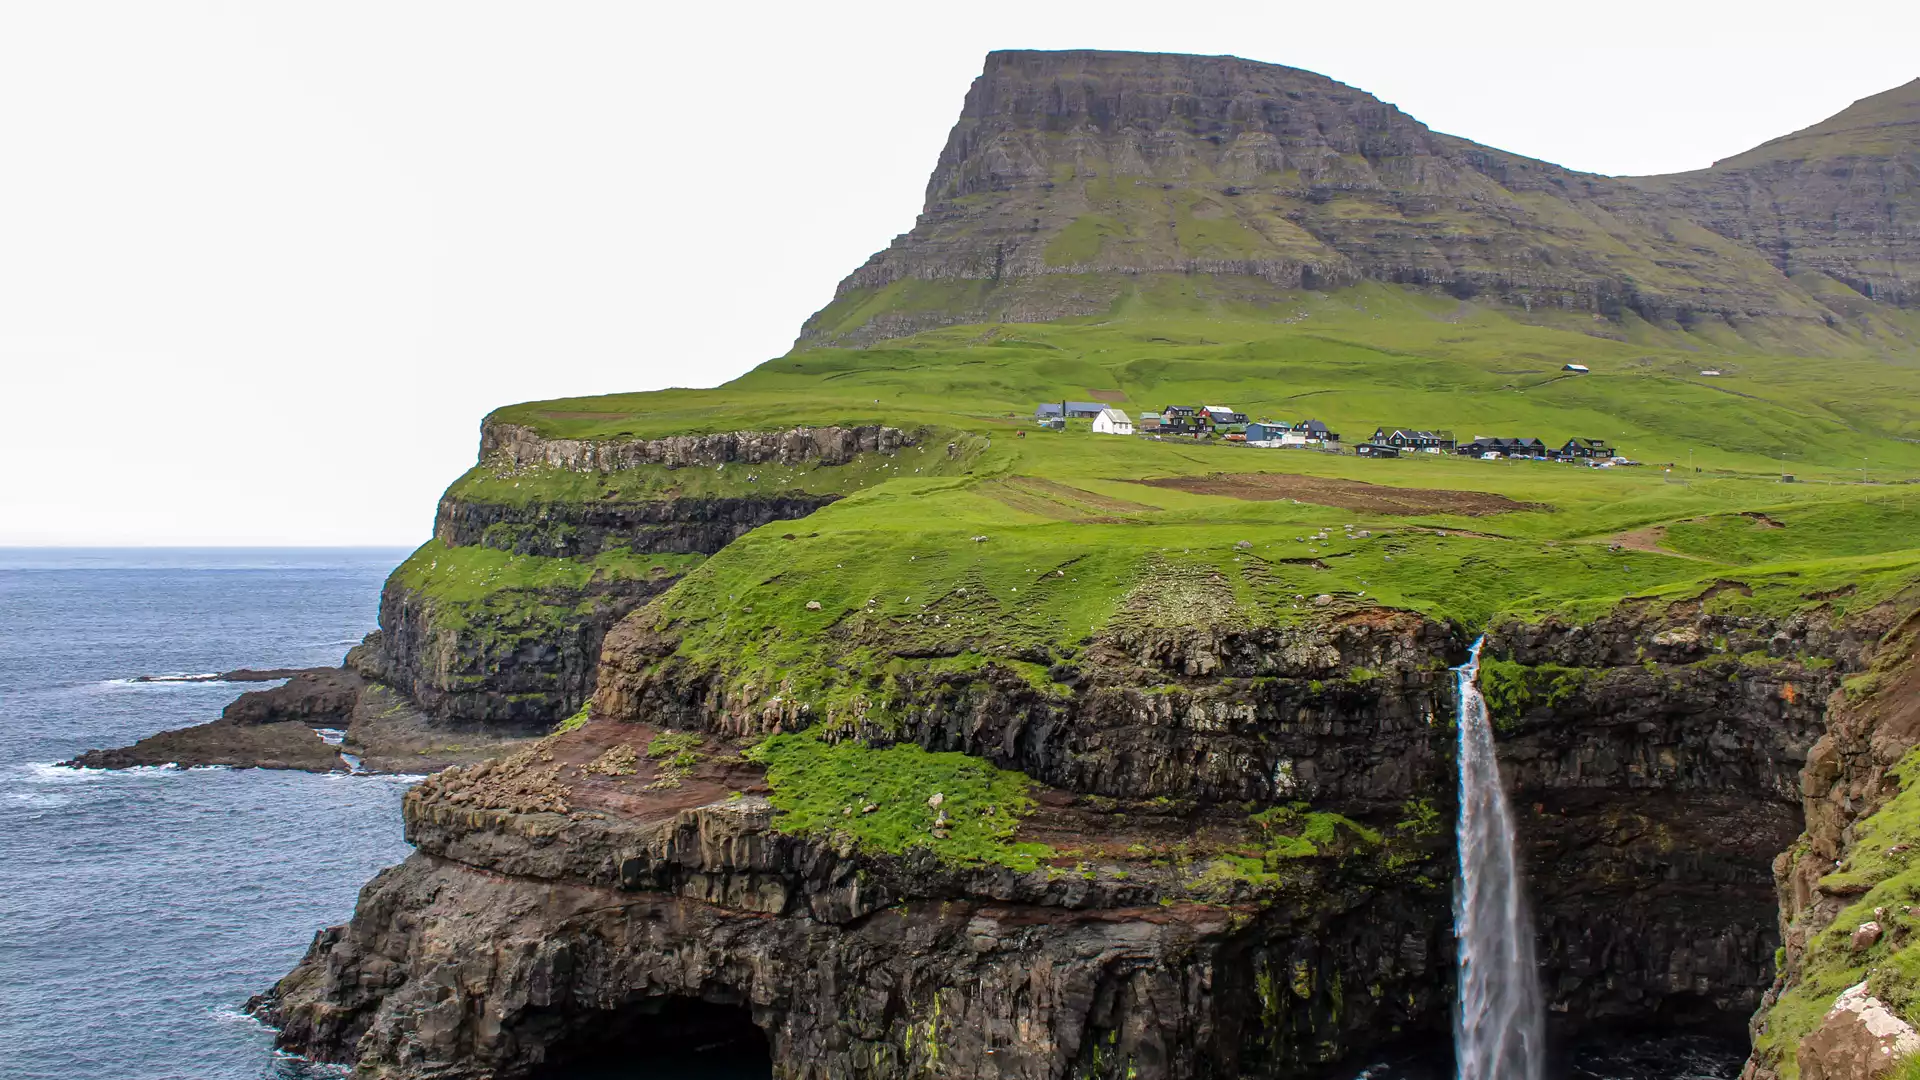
[350, 422, 920, 730]
[257, 585, 1899, 1077]
[1740, 610, 1920, 1079]
[798, 50, 1914, 349]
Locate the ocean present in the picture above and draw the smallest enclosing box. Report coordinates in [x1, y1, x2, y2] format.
[0, 548, 1744, 1080]
[0, 548, 413, 1080]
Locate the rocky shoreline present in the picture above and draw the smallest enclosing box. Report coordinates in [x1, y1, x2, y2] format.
[65, 665, 535, 775]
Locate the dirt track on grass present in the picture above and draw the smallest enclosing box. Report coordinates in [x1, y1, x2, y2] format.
[1132, 472, 1545, 516]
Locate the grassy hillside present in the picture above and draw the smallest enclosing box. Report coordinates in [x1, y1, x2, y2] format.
[500, 285, 1920, 472]
[470, 285, 1920, 721]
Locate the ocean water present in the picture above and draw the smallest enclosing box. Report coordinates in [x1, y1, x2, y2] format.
[0, 548, 414, 1080]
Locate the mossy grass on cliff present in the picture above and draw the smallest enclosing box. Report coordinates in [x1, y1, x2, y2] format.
[390, 540, 704, 683]
[1753, 745, 1920, 1077]
[748, 730, 1053, 871]
[393, 539, 701, 617]
[1192, 802, 1440, 898]
[1477, 658, 1590, 730]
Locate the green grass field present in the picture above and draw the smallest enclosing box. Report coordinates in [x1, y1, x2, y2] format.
[496, 283, 1920, 478]
[445, 284, 1920, 720]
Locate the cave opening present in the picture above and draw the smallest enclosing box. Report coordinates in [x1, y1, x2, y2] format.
[527, 996, 771, 1080]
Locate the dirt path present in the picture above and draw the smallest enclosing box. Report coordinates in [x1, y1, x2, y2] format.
[981, 476, 1159, 520]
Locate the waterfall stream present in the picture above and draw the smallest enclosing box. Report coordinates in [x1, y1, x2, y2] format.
[1454, 638, 1545, 1080]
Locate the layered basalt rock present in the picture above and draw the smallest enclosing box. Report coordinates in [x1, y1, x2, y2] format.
[594, 608, 1461, 807]
[258, 722, 1453, 1079]
[1628, 79, 1920, 313]
[348, 573, 677, 729]
[433, 493, 841, 559]
[1484, 604, 1891, 1034]
[261, 599, 1880, 1077]
[353, 425, 913, 727]
[479, 421, 913, 472]
[797, 50, 1888, 348]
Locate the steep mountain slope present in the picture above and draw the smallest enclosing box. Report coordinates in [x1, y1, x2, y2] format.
[1629, 79, 1920, 311]
[800, 50, 1913, 352]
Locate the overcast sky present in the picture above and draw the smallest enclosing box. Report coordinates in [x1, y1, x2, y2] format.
[3, 1, 1914, 545]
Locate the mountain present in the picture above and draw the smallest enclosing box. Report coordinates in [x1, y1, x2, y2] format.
[799, 50, 1916, 350]
[1629, 78, 1920, 310]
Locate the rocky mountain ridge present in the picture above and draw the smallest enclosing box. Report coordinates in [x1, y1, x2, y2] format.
[799, 50, 1916, 349]
[1632, 78, 1920, 313]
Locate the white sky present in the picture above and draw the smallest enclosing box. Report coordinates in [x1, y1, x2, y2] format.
[2, 0, 1914, 546]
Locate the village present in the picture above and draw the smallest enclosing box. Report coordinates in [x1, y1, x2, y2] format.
[1033, 400, 1635, 465]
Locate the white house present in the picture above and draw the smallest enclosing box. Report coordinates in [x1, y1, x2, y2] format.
[1563, 363, 1591, 373]
[1092, 407, 1134, 436]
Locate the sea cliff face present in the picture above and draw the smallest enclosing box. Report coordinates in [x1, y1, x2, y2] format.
[351, 422, 916, 729]
[257, 598, 1870, 1078]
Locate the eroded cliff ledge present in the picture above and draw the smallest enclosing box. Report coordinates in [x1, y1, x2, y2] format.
[258, 593, 1885, 1078]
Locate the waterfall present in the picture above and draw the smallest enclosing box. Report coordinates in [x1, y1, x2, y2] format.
[1454, 637, 1545, 1080]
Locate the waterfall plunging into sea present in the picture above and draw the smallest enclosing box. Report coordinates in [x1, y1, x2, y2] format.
[1454, 637, 1546, 1080]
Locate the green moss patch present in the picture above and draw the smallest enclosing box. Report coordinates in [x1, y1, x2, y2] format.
[1478, 657, 1592, 727]
[748, 731, 1052, 871]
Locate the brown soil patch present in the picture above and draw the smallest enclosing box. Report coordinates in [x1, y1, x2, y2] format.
[1608, 525, 1671, 554]
[466, 721, 769, 823]
[1086, 389, 1128, 402]
[1601, 525, 1718, 562]
[1133, 472, 1543, 516]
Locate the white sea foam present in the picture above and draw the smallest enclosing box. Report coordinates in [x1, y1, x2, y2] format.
[268, 1048, 351, 1076]
[24, 761, 103, 781]
[24, 761, 228, 780]
[207, 1005, 268, 1028]
[102, 674, 231, 688]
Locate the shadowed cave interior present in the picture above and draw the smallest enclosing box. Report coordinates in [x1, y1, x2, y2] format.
[526, 996, 771, 1080]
